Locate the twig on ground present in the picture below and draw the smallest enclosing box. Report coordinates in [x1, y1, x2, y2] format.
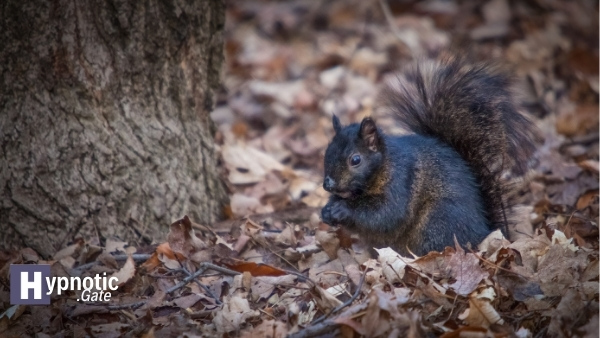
[262, 240, 300, 272]
[165, 262, 240, 295]
[84, 301, 147, 310]
[107, 301, 147, 310]
[73, 254, 152, 273]
[281, 269, 316, 287]
[471, 251, 529, 279]
[210, 207, 320, 233]
[193, 279, 222, 305]
[288, 271, 367, 338]
[311, 270, 366, 325]
[147, 268, 186, 279]
[288, 319, 341, 338]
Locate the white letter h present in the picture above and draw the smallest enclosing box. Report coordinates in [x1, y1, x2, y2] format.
[21, 271, 42, 300]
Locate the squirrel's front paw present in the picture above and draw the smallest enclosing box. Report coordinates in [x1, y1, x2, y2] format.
[321, 203, 333, 224]
[322, 200, 352, 225]
[328, 200, 352, 224]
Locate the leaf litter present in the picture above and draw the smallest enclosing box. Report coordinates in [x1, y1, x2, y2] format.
[1, 0, 598, 336]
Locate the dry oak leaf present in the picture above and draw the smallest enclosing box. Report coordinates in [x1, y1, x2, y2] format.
[172, 293, 203, 309]
[578, 160, 600, 175]
[213, 295, 260, 333]
[376, 247, 413, 284]
[0, 305, 26, 322]
[89, 322, 130, 338]
[416, 278, 452, 309]
[231, 193, 274, 216]
[250, 274, 296, 302]
[275, 225, 297, 247]
[358, 289, 421, 337]
[140, 242, 184, 271]
[157, 243, 184, 270]
[535, 243, 588, 297]
[241, 218, 263, 237]
[360, 290, 393, 337]
[311, 284, 343, 312]
[458, 287, 504, 329]
[337, 248, 362, 286]
[580, 314, 599, 338]
[222, 143, 285, 184]
[109, 255, 136, 287]
[550, 229, 579, 252]
[445, 241, 488, 296]
[547, 288, 590, 336]
[240, 219, 269, 247]
[286, 290, 319, 326]
[315, 229, 340, 259]
[53, 240, 83, 261]
[167, 215, 207, 258]
[477, 229, 510, 261]
[305, 252, 345, 288]
[409, 248, 451, 277]
[241, 319, 287, 338]
[223, 260, 287, 277]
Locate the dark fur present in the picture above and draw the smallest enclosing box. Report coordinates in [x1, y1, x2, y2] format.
[322, 56, 538, 256]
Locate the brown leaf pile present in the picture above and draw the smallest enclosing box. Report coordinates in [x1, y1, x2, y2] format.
[1, 0, 598, 337]
[1, 216, 597, 336]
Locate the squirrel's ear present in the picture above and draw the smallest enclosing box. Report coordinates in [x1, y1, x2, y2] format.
[359, 117, 380, 151]
[332, 115, 342, 134]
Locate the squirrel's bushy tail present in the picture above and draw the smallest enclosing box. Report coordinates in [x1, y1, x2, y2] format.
[380, 56, 538, 234]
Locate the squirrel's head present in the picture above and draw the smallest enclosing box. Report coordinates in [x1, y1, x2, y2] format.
[323, 115, 385, 199]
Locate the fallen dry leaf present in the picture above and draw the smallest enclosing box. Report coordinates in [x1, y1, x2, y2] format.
[249, 274, 296, 301]
[167, 216, 207, 258]
[458, 287, 504, 328]
[213, 295, 260, 333]
[445, 240, 489, 296]
[110, 255, 136, 287]
[223, 261, 287, 277]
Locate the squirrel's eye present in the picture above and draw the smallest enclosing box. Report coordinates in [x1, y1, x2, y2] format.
[350, 154, 361, 166]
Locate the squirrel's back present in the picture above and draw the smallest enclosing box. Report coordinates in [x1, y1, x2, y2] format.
[379, 56, 538, 235]
[369, 134, 491, 253]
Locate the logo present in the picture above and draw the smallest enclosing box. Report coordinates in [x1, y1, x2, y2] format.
[10, 264, 120, 305]
[10, 264, 51, 305]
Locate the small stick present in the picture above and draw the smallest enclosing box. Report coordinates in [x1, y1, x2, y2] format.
[210, 207, 320, 232]
[288, 319, 340, 338]
[262, 241, 299, 272]
[311, 270, 366, 325]
[471, 251, 529, 279]
[73, 254, 152, 273]
[165, 263, 239, 295]
[192, 279, 222, 305]
[83, 301, 147, 310]
[107, 301, 146, 310]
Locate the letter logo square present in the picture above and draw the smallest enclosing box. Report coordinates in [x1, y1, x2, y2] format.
[10, 264, 51, 305]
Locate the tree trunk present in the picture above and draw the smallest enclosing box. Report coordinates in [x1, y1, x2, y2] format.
[0, 0, 228, 257]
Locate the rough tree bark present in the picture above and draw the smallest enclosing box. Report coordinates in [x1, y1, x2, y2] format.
[0, 0, 228, 257]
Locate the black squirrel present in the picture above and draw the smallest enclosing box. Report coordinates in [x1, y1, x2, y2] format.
[321, 56, 538, 256]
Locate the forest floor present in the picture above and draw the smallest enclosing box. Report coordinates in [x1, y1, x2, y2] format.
[1, 0, 598, 337]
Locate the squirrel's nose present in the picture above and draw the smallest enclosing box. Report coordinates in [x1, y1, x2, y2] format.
[323, 176, 335, 192]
